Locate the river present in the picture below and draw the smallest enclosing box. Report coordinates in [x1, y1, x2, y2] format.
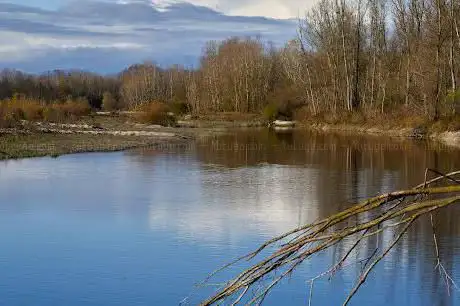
[1, 129, 459, 305]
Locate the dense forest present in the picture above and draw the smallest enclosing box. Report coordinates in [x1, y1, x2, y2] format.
[1, 0, 459, 127]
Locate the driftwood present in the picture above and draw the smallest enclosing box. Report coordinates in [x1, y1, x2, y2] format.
[201, 169, 460, 306]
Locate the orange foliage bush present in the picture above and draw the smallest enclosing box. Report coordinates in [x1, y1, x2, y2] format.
[133, 102, 174, 126]
[43, 99, 91, 122]
[0, 95, 92, 126]
[62, 98, 92, 117]
[0, 95, 43, 126]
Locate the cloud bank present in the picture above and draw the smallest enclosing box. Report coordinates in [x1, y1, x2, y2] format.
[0, 0, 298, 73]
[152, 0, 313, 19]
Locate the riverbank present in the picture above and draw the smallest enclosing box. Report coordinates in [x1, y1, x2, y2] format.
[0, 132, 192, 160]
[300, 122, 460, 148]
[0, 114, 250, 160]
[1, 114, 459, 160]
[0, 115, 194, 160]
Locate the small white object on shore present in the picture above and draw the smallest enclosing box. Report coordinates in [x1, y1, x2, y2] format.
[272, 120, 296, 128]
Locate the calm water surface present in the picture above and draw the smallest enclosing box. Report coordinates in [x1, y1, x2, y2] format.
[1, 130, 460, 306]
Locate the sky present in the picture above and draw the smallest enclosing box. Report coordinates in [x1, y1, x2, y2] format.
[0, 0, 314, 73]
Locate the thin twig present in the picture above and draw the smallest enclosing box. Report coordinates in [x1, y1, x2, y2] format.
[230, 286, 249, 306]
[342, 217, 417, 306]
[426, 168, 460, 186]
[200, 171, 460, 306]
[431, 213, 460, 296]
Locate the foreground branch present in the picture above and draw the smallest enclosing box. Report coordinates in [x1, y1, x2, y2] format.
[200, 170, 460, 305]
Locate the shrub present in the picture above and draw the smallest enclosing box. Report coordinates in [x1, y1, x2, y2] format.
[430, 115, 460, 132]
[0, 99, 26, 127]
[5, 101, 25, 121]
[293, 106, 310, 122]
[43, 106, 65, 122]
[447, 115, 460, 131]
[101, 92, 118, 111]
[170, 101, 189, 115]
[0, 102, 11, 127]
[134, 102, 175, 126]
[446, 89, 460, 114]
[42, 99, 91, 122]
[349, 111, 365, 124]
[263, 103, 278, 122]
[60, 98, 92, 118]
[0, 96, 92, 125]
[21, 101, 44, 121]
[41, 100, 90, 123]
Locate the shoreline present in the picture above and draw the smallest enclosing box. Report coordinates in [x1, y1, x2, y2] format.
[299, 122, 460, 149]
[0, 131, 192, 161]
[1, 118, 459, 161]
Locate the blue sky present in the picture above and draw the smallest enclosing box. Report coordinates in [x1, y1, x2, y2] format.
[0, 0, 313, 73]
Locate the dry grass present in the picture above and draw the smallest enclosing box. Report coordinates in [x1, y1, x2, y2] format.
[0, 96, 91, 126]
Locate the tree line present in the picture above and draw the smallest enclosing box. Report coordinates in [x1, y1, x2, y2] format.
[1, 0, 459, 123]
[298, 0, 460, 120]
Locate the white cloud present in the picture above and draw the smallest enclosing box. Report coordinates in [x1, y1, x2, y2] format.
[152, 0, 316, 19]
[147, 166, 321, 241]
[0, 29, 145, 64]
[0, 0, 298, 72]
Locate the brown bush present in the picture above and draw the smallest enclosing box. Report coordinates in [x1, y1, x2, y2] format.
[3, 99, 25, 121]
[0, 96, 92, 125]
[132, 102, 175, 126]
[0, 96, 43, 126]
[43, 106, 65, 122]
[102, 92, 118, 111]
[21, 102, 44, 121]
[63, 98, 92, 117]
[430, 115, 460, 132]
[44, 98, 92, 122]
[0, 102, 10, 127]
[292, 106, 310, 122]
[447, 116, 460, 131]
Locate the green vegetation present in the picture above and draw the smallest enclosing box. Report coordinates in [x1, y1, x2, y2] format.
[262, 103, 278, 122]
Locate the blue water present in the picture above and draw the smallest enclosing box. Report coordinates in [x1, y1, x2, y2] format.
[0, 131, 459, 305]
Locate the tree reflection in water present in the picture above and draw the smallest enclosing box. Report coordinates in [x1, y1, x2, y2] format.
[128, 129, 460, 305]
